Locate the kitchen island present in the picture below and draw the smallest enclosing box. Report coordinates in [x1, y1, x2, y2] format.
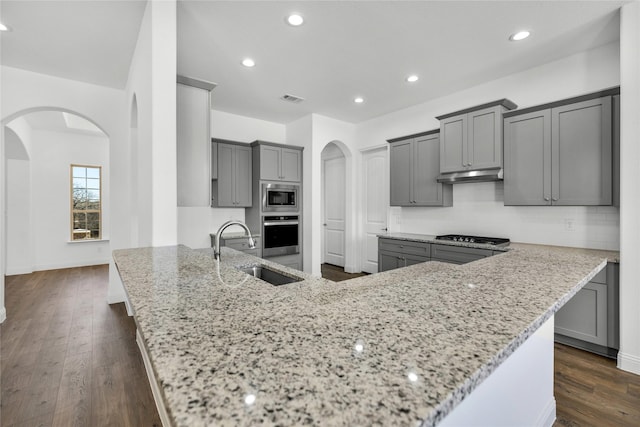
[112, 242, 617, 426]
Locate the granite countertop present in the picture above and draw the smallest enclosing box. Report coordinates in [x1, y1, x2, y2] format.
[113, 241, 618, 427]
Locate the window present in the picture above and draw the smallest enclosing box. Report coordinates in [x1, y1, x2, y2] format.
[71, 165, 101, 240]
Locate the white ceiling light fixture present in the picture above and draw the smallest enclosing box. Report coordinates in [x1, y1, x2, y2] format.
[509, 30, 531, 41]
[354, 97, 364, 104]
[0, 22, 11, 32]
[406, 75, 419, 83]
[241, 58, 255, 67]
[286, 13, 304, 26]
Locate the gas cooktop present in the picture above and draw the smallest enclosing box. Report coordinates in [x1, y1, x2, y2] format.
[435, 234, 510, 247]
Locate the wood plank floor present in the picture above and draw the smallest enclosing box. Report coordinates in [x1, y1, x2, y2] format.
[321, 263, 368, 282]
[1, 265, 161, 427]
[2, 265, 639, 426]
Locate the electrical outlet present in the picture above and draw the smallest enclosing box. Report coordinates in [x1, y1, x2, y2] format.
[564, 218, 575, 231]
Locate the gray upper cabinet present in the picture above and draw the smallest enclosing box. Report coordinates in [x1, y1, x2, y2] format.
[504, 91, 615, 206]
[212, 141, 252, 207]
[388, 131, 452, 207]
[253, 141, 302, 182]
[177, 80, 215, 207]
[438, 100, 516, 173]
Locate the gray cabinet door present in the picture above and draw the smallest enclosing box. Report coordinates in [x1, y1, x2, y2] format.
[555, 281, 608, 346]
[468, 106, 502, 170]
[440, 114, 466, 173]
[413, 134, 446, 206]
[389, 140, 413, 206]
[379, 251, 402, 272]
[612, 95, 620, 207]
[216, 143, 235, 207]
[552, 96, 612, 206]
[504, 110, 552, 206]
[260, 145, 281, 181]
[403, 254, 430, 267]
[234, 145, 252, 207]
[281, 148, 301, 181]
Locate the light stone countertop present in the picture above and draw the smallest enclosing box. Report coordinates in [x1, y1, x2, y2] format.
[112, 240, 618, 427]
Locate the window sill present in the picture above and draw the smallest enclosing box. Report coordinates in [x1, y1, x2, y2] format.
[67, 239, 110, 244]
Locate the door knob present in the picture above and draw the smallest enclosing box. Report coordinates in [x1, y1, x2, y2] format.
[323, 223, 327, 226]
[381, 228, 388, 231]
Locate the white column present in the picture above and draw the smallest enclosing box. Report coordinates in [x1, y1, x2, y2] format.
[0, 1, 6, 323]
[150, 0, 178, 246]
[618, 0, 640, 375]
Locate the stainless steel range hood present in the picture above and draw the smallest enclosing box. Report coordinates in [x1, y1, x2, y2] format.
[437, 168, 503, 184]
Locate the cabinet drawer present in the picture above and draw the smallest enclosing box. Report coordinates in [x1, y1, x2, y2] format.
[431, 244, 492, 265]
[379, 239, 431, 257]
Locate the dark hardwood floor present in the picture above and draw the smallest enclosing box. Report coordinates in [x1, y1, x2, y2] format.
[320, 263, 368, 282]
[554, 343, 640, 426]
[1, 265, 161, 427]
[2, 265, 638, 426]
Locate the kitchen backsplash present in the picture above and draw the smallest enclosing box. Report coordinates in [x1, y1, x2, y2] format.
[389, 182, 620, 251]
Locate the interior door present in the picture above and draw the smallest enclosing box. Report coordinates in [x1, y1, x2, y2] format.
[362, 147, 388, 274]
[323, 156, 345, 267]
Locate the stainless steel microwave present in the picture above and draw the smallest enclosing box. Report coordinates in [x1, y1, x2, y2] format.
[262, 183, 299, 212]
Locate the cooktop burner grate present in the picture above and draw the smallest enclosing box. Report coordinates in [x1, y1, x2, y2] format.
[435, 234, 510, 247]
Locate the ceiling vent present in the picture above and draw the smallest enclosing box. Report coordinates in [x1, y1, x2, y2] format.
[280, 94, 305, 103]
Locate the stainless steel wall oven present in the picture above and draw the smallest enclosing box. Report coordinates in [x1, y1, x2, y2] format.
[262, 215, 299, 257]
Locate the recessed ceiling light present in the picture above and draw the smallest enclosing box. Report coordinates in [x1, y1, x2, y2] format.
[354, 97, 364, 104]
[509, 31, 530, 41]
[0, 23, 10, 32]
[241, 58, 255, 68]
[406, 75, 419, 83]
[286, 14, 304, 26]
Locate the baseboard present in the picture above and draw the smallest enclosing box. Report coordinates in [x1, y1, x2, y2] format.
[34, 258, 110, 272]
[0, 306, 6, 324]
[537, 397, 557, 427]
[618, 351, 640, 375]
[137, 330, 171, 427]
[5, 266, 34, 276]
[107, 292, 127, 305]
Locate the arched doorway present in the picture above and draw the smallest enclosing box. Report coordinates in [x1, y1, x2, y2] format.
[3, 109, 110, 275]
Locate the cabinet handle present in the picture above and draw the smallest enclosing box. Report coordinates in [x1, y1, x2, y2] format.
[552, 198, 558, 202]
[544, 197, 550, 202]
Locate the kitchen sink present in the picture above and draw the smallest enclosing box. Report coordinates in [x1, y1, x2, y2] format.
[236, 265, 303, 286]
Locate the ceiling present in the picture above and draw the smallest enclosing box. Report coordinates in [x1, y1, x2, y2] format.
[1, 1, 627, 125]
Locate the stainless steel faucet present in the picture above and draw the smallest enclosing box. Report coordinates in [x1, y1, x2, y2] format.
[213, 220, 256, 260]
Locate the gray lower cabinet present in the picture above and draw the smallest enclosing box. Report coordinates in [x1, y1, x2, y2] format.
[504, 94, 613, 206]
[264, 253, 302, 271]
[388, 131, 452, 207]
[212, 141, 252, 207]
[211, 234, 261, 257]
[378, 238, 430, 272]
[252, 141, 302, 182]
[431, 244, 493, 265]
[555, 263, 619, 357]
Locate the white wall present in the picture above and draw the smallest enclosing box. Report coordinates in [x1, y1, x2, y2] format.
[29, 129, 110, 270]
[6, 160, 31, 275]
[618, 0, 640, 375]
[212, 110, 286, 142]
[177, 109, 286, 249]
[356, 42, 621, 251]
[1, 65, 127, 315]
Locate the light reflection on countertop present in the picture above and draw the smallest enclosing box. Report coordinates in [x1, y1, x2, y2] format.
[113, 242, 618, 427]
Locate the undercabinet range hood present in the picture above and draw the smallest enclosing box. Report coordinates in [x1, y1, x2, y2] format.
[436, 168, 503, 184]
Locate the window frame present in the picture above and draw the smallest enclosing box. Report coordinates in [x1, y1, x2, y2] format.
[70, 164, 102, 241]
